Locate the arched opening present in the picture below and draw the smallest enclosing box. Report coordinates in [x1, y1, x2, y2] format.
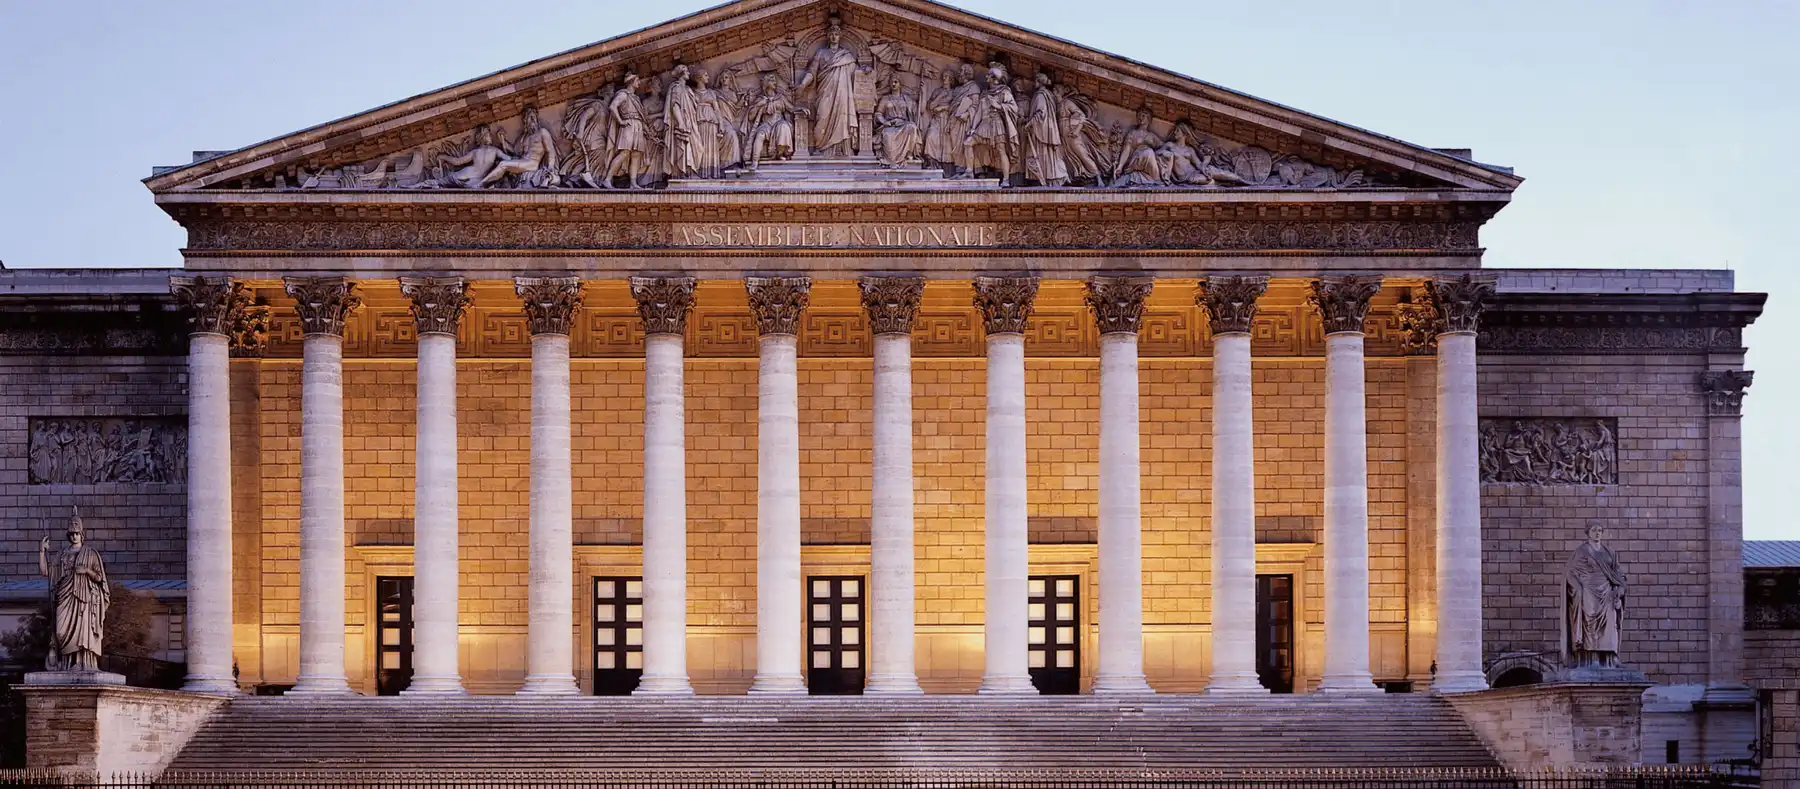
[1493, 666, 1543, 689]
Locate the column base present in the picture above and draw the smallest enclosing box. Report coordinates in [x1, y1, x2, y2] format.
[1317, 672, 1382, 694]
[399, 674, 466, 696]
[864, 674, 925, 695]
[516, 674, 582, 696]
[632, 676, 696, 696]
[1091, 674, 1155, 696]
[1431, 670, 1490, 695]
[748, 674, 808, 695]
[1203, 673, 1270, 695]
[286, 675, 355, 696]
[977, 674, 1039, 696]
[180, 674, 241, 695]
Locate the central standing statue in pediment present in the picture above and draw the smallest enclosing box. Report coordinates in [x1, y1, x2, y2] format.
[794, 17, 863, 156]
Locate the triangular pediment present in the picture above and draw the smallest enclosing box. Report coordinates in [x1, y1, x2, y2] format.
[145, 0, 1520, 194]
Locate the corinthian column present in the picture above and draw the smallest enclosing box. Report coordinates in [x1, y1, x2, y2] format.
[1428, 274, 1495, 694]
[747, 276, 810, 695]
[283, 276, 359, 696]
[1309, 275, 1382, 694]
[1084, 276, 1155, 695]
[632, 276, 697, 696]
[860, 276, 925, 695]
[973, 276, 1039, 695]
[171, 276, 253, 694]
[516, 276, 584, 695]
[1197, 275, 1270, 694]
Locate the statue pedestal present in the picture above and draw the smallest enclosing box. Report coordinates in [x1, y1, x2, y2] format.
[1443, 679, 1653, 771]
[25, 670, 126, 686]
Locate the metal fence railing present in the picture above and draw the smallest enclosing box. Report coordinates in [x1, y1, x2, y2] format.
[0, 766, 1761, 789]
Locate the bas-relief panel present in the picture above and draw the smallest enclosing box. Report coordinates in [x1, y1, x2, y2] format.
[28, 417, 187, 485]
[219, 17, 1383, 194]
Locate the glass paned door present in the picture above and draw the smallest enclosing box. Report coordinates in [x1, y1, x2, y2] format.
[1028, 575, 1080, 695]
[593, 576, 644, 695]
[375, 576, 414, 696]
[806, 575, 866, 695]
[1256, 573, 1295, 694]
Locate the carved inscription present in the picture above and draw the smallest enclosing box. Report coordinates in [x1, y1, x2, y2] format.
[30, 418, 187, 485]
[674, 223, 995, 248]
[1478, 418, 1617, 486]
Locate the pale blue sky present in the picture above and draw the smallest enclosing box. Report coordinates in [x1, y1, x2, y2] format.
[0, 1, 1793, 538]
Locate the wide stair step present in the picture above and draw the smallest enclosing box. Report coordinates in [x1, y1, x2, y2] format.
[167, 695, 1499, 773]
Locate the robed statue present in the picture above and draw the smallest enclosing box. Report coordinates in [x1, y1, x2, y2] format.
[794, 17, 862, 156]
[1564, 522, 1625, 668]
[38, 508, 109, 672]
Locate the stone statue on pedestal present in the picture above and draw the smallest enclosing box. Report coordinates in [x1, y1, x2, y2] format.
[38, 508, 109, 672]
[1564, 522, 1625, 669]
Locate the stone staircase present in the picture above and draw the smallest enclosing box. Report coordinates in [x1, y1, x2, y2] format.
[168, 694, 1499, 773]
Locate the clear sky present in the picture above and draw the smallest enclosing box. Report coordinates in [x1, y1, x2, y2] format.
[0, 1, 1793, 539]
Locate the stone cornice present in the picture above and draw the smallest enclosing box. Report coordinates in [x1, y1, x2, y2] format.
[1195, 275, 1268, 335]
[1476, 292, 1764, 355]
[1085, 276, 1154, 336]
[859, 277, 924, 336]
[513, 276, 584, 337]
[745, 276, 811, 337]
[1307, 275, 1382, 335]
[630, 276, 696, 336]
[399, 275, 472, 337]
[283, 276, 361, 338]
[973, 276, 1039, 336]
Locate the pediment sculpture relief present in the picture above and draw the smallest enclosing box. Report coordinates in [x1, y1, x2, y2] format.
[265, 17, 1380, 192]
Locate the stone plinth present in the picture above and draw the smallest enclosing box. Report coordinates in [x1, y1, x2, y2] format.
[19, 683, 228, 777]
[1444, 681, 1653, 771]
[25, 670, 126, 686]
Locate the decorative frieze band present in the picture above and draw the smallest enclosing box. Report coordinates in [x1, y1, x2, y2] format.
[1084, 276, 1154, 336]
[745, 276, 811, 337]
[859, 277, 924, 336]
[1195, 275, 1268, 335]
[1699, 370, 1753, 416]
[1478, 418, 1617, 486]
[514, 276, 584, 337]
[1307, 275, 1382, 335]
[630, 277, 697, 336]
[399, 276, 472, 336]
[973, 276, 1039, 335]
[283, 276, 361, 338]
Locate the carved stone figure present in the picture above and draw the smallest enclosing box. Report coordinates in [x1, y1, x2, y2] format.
[484, 106, 559, 188]
[599, 73, 654, 189]
[29, 418, 187, 485]
[693, 69, 742, 178]
[1478, 418, 1618, 485]
[945, 62, 981, 174]
[662, 66, 702, 179]
[433, 124, 509, 189]
[1055, 86, 1108, 185]
[922, 70, 957, 169]
[794, 17, 862, 156]
[39, 509, 109, 672]
[743, 74, 805, 171]
[957, 63, 1020, 183]
[1158, 122, 1245, 186]
[1564, 523, 1625, 669]
[1022, 72, 1067, 187]
[1110, 108, 1164, 188]
[872, 74, 923, 168]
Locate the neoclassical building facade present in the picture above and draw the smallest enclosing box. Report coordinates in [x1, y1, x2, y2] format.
[0, 0, 1770, 769]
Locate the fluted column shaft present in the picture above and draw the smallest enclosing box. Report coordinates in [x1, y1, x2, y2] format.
[863, 277, 924, 695]
[1089, 276, 1153, 695]
[748, 277, 809, 695]
[517, 277, 583, 695]
[974, 276, 1038, 695]
[1199, 276, 1268, 694]
[1313, 276, 1380, 694]
[632, 277, 695, 695]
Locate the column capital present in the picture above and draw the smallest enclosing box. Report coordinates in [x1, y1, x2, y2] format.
[1085, 276, 1154, 336]
[170, 275, 253, 337]
[1307, 275, 1382, 335]
[400, 276, 472, 337]
[630, 276, 697, 336]
[972, 275, 1039, 336]
[1195, 275, 1268, 335]
[1428, 273, 1497, 335]
[514, 276, 584, 337]
[746, 276, 811, 337]
[859, 276, 924, 336]
[1699, 369, 1754, 416]
[1395, 287, 1441, 356]
[282, 276, 361, 338]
